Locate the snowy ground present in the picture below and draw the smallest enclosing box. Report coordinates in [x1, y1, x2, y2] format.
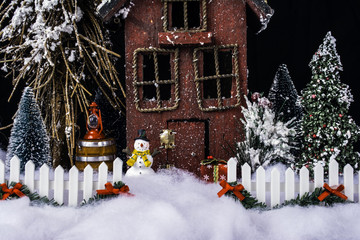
[1, 165, 360, 240]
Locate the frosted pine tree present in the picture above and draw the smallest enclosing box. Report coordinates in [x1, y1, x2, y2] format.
[268, 64, 303, 123]
[236, 93, 297, 172]
[298, 32, 360, 173]
[6, 87, 51, 171]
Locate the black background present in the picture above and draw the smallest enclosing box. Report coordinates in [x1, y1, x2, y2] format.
[1, 0, 360, 149]
[247, 0, 360, 120]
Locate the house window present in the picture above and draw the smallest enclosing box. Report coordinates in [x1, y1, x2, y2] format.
[162, 0, 207, 32]
[133, 48, 179, 112]
[193, 45, 241, 111]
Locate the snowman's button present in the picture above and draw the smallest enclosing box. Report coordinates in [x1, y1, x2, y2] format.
[139, 172, 142, 174]
[139, 166, 142, 168]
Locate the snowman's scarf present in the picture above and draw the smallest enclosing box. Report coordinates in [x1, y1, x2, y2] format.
[129, 149, 151, 167]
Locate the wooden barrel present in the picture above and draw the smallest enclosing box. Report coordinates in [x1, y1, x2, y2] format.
[75, 138, 116, 171]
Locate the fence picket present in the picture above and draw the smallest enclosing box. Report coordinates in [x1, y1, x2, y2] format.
[299, 166, 309, 196]
[113, 158, 123, 183]
[98, 162, 108, 190]
[24, 160, 35, 192]
[83, 165, 94, 202]
[314, 162, 324, 189]
[0, 159, 5, 183]
[68, 166, 79, 207]
[39, 164, 50, 197]
[9, 156, 20, 183]
[285, 168, 295, 201]
[241, 163, 251, 192]
[256, 166, 266, 203]
[329, 160, 339, 186]
[271, 168, 280, 207]
[343, 164, 354, 201]
[54, 166, 65, 205]
[227, 158, 237, 183]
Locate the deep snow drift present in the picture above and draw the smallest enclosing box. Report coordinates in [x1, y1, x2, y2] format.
[1, 165, 360, 240]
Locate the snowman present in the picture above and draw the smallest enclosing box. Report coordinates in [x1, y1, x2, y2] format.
[125, 129, 155, 176]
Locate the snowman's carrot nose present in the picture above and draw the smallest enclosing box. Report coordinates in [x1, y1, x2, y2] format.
[141, 143, 144, 147]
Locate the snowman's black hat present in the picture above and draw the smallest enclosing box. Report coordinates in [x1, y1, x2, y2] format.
[135, 129, 149, 142]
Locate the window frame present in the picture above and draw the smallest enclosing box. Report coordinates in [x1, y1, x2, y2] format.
[161, 0, 207, 33]
[133, 48, 180, 112]
[193, 45, 241, 111]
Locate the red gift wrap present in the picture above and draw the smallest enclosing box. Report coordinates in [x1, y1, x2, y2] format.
[200, 156, 227, 183]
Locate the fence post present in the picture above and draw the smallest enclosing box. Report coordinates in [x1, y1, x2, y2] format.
[329, 160, 339, 186]
[24, 160, 35, 192]
[344, 164, 354, 201]
[0, 159, 5, 183]
[83, 165, 94, 202]
[39, 164, 50, 197]
[314, 162, 324, 189]
[9, 156, 20, 183]
[68, 166, 79, 207]
[54, 165, 65, 205]
[113, 158, 123, 183]
[299, 166, 309, 196]
[227, 158, 237, 183]
[271, 168, 280, 207]
[256, 166, 266, 203]
[241, 163, 251, 192]
[98, 162, 108, 190]
[285, 168, 295, 201]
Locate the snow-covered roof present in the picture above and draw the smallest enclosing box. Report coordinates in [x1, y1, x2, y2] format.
[97, 0, 128, 22]
[97, 0, 274, 31]
[245, 0, 274, 32]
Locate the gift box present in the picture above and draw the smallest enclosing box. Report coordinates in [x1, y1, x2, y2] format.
[200, 156, 227, 183]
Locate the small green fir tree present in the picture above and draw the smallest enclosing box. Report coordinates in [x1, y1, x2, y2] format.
[299, 31, 360, 173]
[6, 87, 51, 171]
[268, 64, 303, 123]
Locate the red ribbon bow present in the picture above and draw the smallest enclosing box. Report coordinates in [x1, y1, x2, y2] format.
[0, 183, 26, 200]
[217, 180, 245, 201]
[318, 183, 348, 201]
[96, 182, 133, 196]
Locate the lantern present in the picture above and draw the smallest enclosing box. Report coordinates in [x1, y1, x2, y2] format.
[83, 102, 105, 140]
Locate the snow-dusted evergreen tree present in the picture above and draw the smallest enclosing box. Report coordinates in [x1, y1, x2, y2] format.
[6, 87, 50, 171]
[268, 64, 303, 160]
[268, 64, 303, 123]
[236, 93, 297, 172]
[298, 32, 360, 173]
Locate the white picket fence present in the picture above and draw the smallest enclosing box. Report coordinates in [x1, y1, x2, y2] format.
[0, 156, 123, 207]
[1, 156, 358, 207]
[227, 158, 359, 207]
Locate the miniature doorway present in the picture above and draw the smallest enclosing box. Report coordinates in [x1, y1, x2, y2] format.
[166, 119, 209, 175]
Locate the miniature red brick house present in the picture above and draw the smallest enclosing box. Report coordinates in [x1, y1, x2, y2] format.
[98, 0, 273, 175]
